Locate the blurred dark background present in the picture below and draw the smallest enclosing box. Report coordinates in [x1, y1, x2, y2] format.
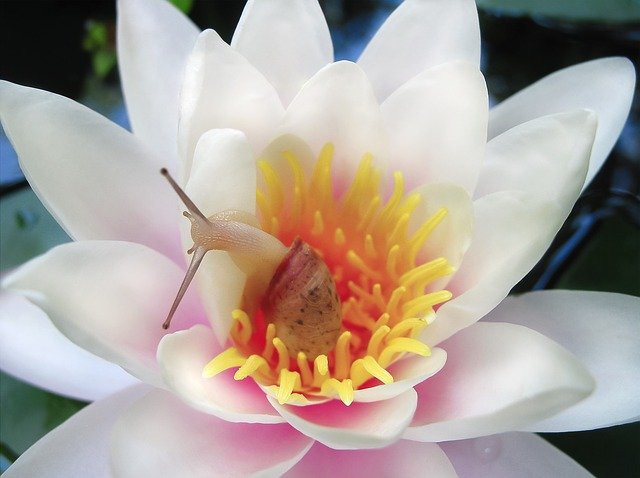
[0, 0, 638, 475]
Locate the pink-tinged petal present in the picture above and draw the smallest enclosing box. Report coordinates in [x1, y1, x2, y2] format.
[406, 322, 594, 442]
[270, 389, 417, 449]
[424, 190, 569, 346]
[231, 0, 332, 107]
[284, 440, 456, 477]
[441, 432, 593, 478]
[358, 0, 480, 101]
[489, 57, 635, 188]
[381, 61, 488, 192]
[178, 29, 284, 179]
[353, 348, 447, 403]
[117, 0, 199, 161]
[158, 325, 284, 424]
[2, 384, 151, 478]
[408, 182, 474, 278]
[484, 290, 640, 432]
[278, 61, 388, 187]
[0, 81, 182, 263]
[0, 289, 138, 401]
[3, 241, 205, 386]
[182, 129, 256, 344]
[110, 389, 313, 477]
[477, 110, 597, 205]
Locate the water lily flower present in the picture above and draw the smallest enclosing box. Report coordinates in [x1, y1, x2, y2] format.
[1, 0, 638, 476]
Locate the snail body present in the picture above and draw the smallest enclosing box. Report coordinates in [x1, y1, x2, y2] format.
[160, 169, 342, 358]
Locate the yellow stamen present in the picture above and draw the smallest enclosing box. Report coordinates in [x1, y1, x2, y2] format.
[234, 354, 268, 380]
[202, 348, 246, 378]
[202, 144, 456, 405]
[277, 369, 301, 405]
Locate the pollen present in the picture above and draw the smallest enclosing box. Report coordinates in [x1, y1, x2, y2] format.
[202, 143, 454, 405]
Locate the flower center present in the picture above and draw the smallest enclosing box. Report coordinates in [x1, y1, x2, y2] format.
[202, 144, 454, 406]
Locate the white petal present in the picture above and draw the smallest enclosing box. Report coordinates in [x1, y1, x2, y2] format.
[441, 432, 594, 478]
[0, 289, 138, 401]
[381, 61, 488, 192]
[231, 0, 333, 107]
[488, 57, 635, 188]
[111, 389, 313, 478]
[0, 81, 182, 262]
[2, 384, 151, 478]
[117, 0, 199, 160]
[406, 322, 594, 442]
[358, 0, 481, 101]
[484, 290, 640, 432]
[178, 29, 284, 180]
[284, 440, 456, 477]
[270, 389, 417, 450]
[278, 61, 388, 185]
[182, 129, 257, 344]
[407, 182, 474, 278]
[353, 348, 446, 403]
[477, 110, 597, 206]
[158, 325, 284, 424]
[3, 241, 205, 386]
[424, 190, 567, 346]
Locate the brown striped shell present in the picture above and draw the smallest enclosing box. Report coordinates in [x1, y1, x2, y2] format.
[262, 237, 342, 360]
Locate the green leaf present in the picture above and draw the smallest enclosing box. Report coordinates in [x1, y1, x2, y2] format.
[0, 373, 86, 457]
[0, 188, 70, 270]
[92, 50, 118, 79]
[170, 0, 194, 14]
[476, 0, 640, 23]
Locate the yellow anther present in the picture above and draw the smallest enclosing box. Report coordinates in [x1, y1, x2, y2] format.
[347, 249, 382, 281]
[277, 369, 301, 405]
[258, 160, 283, 214]
[313, 354, 329, 387]
[310, 143, 334, 209]
[367, 325, 391, 357]
[399, 258, 451, 289]
[388, 212, 410, 247]
[334, 227, 346, 246]
[272, 337, 290, 372]
[378, 337, 431, 368]
[387, 318, 428, 341]
[234, 354, 268, 380]
[202, 347, 246, 378]
[262, 323, 276, 360]
[372, 283, 386, 311]
[270, 216, 280, 236]
[376, 171, 404, 228]
[349, 359, 369, 388]
[386, 244, 401, 279]
[362, 355, 394, 384]
[357, 195, 381, 232]
[334, 331, 352, 380]
[321, 378, 354, 406]
[408, 208, 448, 261]
[311, 210, 325, 235]
[297, 352, 313, 386]
[343, 153, 375, 213]
[375, 312, 390, 328]
[402, 290, 453, 318]
[364, 234, 377, 259]
[386, 286, 407, 316]
[231, 309, 252, 345]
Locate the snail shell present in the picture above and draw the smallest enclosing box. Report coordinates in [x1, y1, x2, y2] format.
[262, 237, 342, 360]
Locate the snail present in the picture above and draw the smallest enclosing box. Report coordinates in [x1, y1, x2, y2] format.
[160, 168, 342, 360]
